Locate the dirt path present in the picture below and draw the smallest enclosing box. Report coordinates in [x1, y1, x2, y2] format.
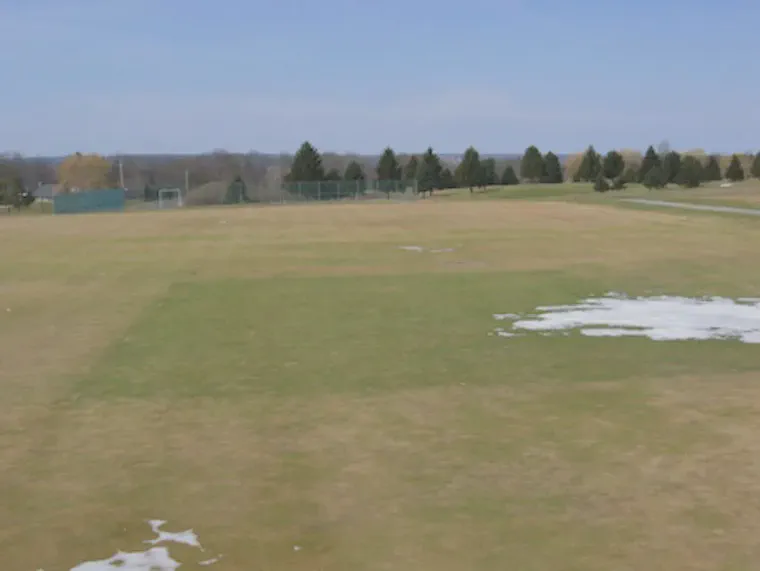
[623, 199, 760, 216]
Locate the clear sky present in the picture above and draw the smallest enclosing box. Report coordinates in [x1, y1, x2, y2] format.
[2, 0, 759, 156]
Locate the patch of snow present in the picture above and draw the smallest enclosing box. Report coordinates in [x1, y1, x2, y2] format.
[494, 328, 517, 337]
[57, 520, 221, 571]
[145, 519, 201, 548]
[70, 548, 179, 571]
[493, 293, 760, 343]
[493, 313, 519, 321]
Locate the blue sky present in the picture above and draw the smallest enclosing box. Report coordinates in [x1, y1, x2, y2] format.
[2, 0, 759, 155]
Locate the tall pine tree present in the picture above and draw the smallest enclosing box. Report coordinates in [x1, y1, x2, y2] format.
[602, 151, 625, 180]
[403, 156, 419, 180]
[439, 167, 456, 189]
[662, 151, 682, 184]
[576, 146, 601, 182]
[676, 156, 703, 188]
[417, 147, 443, 196]
[543, 152, 563, 183]
[702, 155, 722, 181]
[224, 175, 250, 204]
[725, 154, 745, 182]
[287, 141, 325, 182]
[415, 159, 434, 197]
[343, 161, 365, 181]
[455, 146, 481, 192]
[324, 168, 341, 181]
[520, 146, 545, 182]
[638, 146, 661, 182]
[479, 158, 498, 188]
[501, 165, 519, 185]
[643, 166, 666, 189]
[751, 153, 760, 179]
[376, 147, 401, 181]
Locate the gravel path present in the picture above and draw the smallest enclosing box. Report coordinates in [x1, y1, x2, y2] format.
[623, 199, 760, 216]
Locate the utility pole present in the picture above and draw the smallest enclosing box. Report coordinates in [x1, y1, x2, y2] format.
[184, 169, 189, 195]
[118, 159, 125, 189]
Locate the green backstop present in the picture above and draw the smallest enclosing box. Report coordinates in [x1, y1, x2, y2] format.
[282, 179, 417, 201]
[53, 188, 125, 215]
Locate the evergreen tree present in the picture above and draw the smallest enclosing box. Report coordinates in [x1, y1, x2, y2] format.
[415, 159, 435, 197]
[324, 168, 341, 181]
[543, 152, 563, 183]
[501, 165, 519, 185]
[593, 172, 610, 192]
[343, 160, 365, 181]
[479, 158, 498, 188]
[602, 150, 625, 180]
[621, 166, 638, 184]
[638, 145, 661, 182]
[643, 165, 666, 189]
[224, 175, 250, 203]
[439, 167, 456, 189]
[287, 141, 324, 182]
[520, 146, 545, 182]
[455, 146, 481, 192]
[420, 147, 443, 194]
[662, 151, 682, 184]
[725, 154, 745, 182]
[343, 160, 366, 195]
[576, 145, 601, 182]
[702, 155, 722, 181]
[675, 156, 703, 188]
[751, 153, 760, 179]
[403, 156, 419, 180]
[376, 147, 401, 181]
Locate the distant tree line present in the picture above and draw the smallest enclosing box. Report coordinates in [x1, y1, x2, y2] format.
[2, 142, 760, 207]
[562, 144, 757, 192]
[280, 141, 760, 198]
[283, 141, 523, 200]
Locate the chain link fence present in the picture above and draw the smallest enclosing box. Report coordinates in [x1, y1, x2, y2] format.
[280, 180, 418, 203]
[123, 179, 420, 211]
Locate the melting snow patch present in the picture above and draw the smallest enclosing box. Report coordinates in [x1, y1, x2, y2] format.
[492, 293, 760, 343]
[60, 520, 221, 571]
[145, 519, 201, 548]
[70, 548, 179, 571]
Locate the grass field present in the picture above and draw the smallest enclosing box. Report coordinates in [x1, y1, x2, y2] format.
[4, 194, 760, 570]
[438, 178, 760, 209]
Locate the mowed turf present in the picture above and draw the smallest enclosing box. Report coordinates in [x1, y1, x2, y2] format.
[4, 200, 760, 570]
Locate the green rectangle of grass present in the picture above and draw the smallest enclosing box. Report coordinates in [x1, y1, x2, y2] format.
[72, 270, 760, 401]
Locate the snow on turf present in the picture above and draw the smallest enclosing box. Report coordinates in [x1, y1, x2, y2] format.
[58, 520, 221, 570]
[492, 293, 760, 343]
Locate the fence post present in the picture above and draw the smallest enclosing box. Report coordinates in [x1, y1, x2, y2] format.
[318, 181, 321, 201]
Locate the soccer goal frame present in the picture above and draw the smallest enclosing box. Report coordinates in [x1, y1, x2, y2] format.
[158, 187, 183, 208]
